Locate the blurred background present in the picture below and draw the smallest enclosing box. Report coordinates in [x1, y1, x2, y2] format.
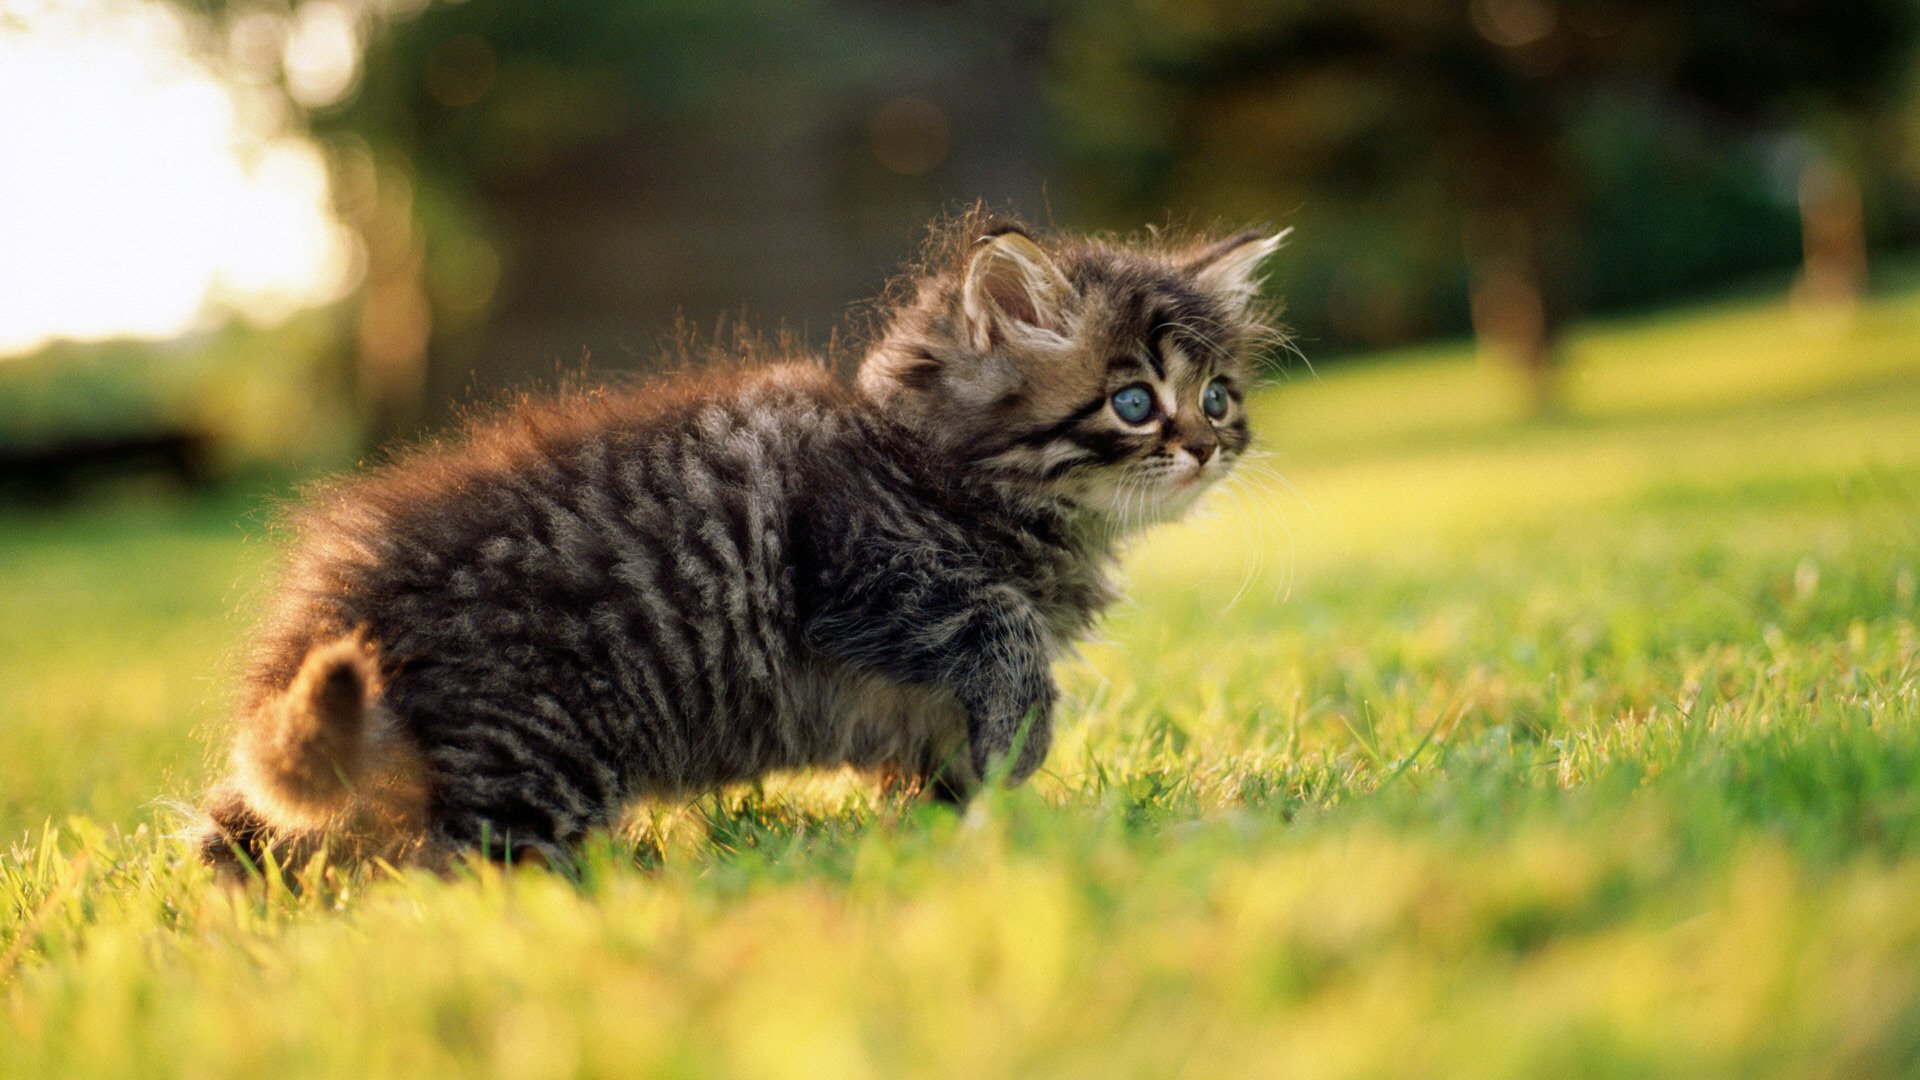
[2, 0, 1917, 493]
[8, 7, 1920, 1047]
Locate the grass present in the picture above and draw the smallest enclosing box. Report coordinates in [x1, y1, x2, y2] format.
[4, 285, 1920, 1078]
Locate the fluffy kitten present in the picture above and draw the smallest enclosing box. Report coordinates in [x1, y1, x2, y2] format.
[198, 214, 1285, 871]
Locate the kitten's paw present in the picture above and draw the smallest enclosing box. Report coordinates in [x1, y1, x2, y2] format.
[969, 711, 1052, 787]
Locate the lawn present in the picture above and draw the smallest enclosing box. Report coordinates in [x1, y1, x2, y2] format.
[4, 285, 1919, 1078]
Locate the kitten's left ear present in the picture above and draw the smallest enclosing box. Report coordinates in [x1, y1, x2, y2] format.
[1189, 228, 1291, 308]
[962, 229, 1076, 351]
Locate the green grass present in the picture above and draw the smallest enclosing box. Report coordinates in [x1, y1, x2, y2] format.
[4, 287, 1920, 1078]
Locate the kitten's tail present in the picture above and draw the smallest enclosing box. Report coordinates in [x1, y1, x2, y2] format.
[235, 636, 384, 828]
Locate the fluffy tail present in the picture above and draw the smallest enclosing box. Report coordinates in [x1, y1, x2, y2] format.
[235, 636, 382, 828]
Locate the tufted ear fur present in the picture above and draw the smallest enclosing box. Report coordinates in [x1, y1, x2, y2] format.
[961, 229, 1076, 351]
[1189, 228, 1290, 310]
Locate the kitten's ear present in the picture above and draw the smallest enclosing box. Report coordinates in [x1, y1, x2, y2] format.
[962, 229, 1075, 351]
[1189, 228, 1291, 308]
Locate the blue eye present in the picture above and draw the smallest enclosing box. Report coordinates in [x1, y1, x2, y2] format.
[1111, 384, 1155, 424]
[1202, 378, 1230, 419]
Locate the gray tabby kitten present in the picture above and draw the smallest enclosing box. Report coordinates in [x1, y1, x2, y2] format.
[199, 214, 1285, 871]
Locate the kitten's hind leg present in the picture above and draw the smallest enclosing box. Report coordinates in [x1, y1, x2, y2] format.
[416, 747, 613, 870]
[925, 769, 974, 807]
[425, 811, 572, 870]
[884, 737, 980, 808]
[198, 784, 274, 877]
[196, 783, 327, 879]
[918, 734, 981, 806]
[875, 760, 974, 807]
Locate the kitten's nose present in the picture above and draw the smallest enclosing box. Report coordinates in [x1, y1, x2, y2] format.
[1183, 441, 1215, 465]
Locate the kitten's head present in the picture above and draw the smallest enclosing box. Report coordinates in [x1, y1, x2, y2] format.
[859, 215, 1287, 528]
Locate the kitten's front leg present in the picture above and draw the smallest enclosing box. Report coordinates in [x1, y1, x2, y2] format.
[945, 598, 1056, 786]
[807, 573, 1056, 790]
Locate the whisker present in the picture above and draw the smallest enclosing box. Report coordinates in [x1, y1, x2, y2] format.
[1210, 455, 1304, 605]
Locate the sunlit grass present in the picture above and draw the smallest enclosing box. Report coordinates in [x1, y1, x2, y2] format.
[4, 283, 1919, 1077]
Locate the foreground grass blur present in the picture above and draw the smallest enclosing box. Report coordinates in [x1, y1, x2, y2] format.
[3, 284, 1919, 1077]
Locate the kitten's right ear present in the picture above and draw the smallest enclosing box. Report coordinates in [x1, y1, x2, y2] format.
[961, 229, 1075, 351]
[1189, 227, 1291, 309]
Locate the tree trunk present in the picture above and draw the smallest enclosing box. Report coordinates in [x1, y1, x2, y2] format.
[1792, 155, 1867, 313]
[1468, 250, 1559, 414]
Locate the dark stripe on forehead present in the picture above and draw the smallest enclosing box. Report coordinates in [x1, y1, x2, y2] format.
[1143, 319, 1168, 380]
[1115, 286, 1147, 335]
[1155, 285, 1234, 362]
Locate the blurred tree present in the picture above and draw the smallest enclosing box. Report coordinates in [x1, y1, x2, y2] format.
[1055, 0, 1920, 410]
[312, 0, 859, 439]
[180, 0, 1053, 443]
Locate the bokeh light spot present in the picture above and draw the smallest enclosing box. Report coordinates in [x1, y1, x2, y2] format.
[0, 0, 355, 358]
[1471, 0, 1558, 49]
[282, 0, 360, 108]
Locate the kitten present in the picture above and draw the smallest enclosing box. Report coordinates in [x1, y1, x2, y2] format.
[198, 213, 1286, 872]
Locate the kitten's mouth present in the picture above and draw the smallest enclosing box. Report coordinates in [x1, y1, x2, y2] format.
[1169, 459, 1219, 489]
[1068, 459, 1229, 528]
[1150, 461, 1221, 503]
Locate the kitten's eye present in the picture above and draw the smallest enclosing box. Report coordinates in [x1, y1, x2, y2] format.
[1111, 384, 1155, 425]
[1201, 378, 1230, 420]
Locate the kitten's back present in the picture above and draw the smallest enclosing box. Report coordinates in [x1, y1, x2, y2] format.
[212, 361, 887, 866]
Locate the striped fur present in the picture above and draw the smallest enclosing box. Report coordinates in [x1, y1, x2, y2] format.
[199, 213, 1285, 872]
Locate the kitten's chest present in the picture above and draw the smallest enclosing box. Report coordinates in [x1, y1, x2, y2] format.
[925, 495, 1120, 649]
[1015, 539, 1122, 651]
